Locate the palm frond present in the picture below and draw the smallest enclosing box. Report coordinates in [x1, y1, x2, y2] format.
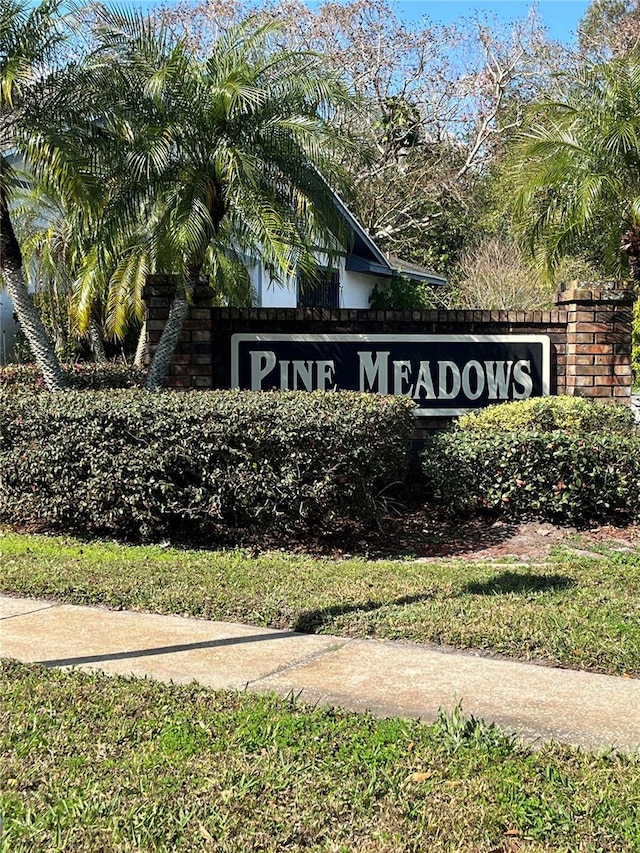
[510, 48, 640, 279]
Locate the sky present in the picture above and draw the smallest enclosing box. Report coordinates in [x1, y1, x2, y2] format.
[118, 0, 592, 46]
[395, 1, 591, 44]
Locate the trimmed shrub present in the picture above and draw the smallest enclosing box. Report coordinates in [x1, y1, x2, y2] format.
[0, 363, 146, 390]
[456, 395, 636, 435]
[422, 430, 640, 523]
[0, 389, 414, 541]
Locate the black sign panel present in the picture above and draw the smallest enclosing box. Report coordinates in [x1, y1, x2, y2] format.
[231, 334, 551, 416]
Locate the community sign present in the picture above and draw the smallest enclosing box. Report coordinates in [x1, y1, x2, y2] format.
[231, 333, 551, 416]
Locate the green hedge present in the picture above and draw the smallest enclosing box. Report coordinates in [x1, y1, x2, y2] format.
[426, 397, 640, 523]
[457, 395, 636, 435]
[0, 363, 146, 390]
[422, 430, 640, 523]
[0, 389, 414, 541]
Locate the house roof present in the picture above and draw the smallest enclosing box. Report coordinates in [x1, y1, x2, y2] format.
[386, 254, 447, 285]
[330, 189, 447, 287]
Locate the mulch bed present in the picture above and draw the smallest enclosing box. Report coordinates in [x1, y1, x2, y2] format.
[9, 509, 640, 561]
[234, 509, 640, 561]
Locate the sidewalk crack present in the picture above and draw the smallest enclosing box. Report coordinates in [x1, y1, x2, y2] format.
[0, 603, 59, 621]
[244, 638, 351, 686]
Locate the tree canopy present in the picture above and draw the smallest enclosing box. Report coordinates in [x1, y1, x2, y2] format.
[7, 0, 639, 382]
[75, 9, 356, 387]
[0, 0, 70, 390]
[3, 2, 359, 385]
[510, 51, 640, 283]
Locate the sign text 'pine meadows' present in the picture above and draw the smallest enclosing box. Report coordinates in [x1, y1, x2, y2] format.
[231, 334, 551, 415]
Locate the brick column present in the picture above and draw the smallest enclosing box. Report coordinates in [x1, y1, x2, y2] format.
[184, 283, 215, 389]
[141, 275, 214, 389]
[142, 274, 174, 362]
[555, 283, 635, 403]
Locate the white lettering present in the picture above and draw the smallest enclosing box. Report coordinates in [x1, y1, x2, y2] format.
[317, 360, 335, 390]
[414, 361, 436, 399]
[461, 360, 484, 400]
[292, 360, 312, 391]
[393, 360, 414, 397]
[438, 361, 461, 400]
[250, 350, 277, 390]
[250, 347, 539, 403]
[358, 351, 389, 393]
[485, 361, 513, 400]
[512, 360, 533, 399]
[279, 360, 290, 390]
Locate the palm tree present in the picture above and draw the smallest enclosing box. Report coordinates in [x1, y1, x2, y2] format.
[72, 194, 255, 368]
[13, 178, 112, 362]
[1, 0, 68, 390]
[510, 52, 640, 283]
[77, 10, 355, 389]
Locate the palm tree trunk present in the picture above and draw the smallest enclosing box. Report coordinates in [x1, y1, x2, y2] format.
[133, 320, 148, 368]
[145, 287, 190, 390]
[89, 318, 108, 363]
[1, 192, 66, 392]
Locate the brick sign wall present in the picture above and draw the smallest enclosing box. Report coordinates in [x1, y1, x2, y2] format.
[143, 277, 635, 435]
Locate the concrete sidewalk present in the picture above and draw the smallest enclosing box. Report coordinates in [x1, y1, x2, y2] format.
[2, 592, 640, 754]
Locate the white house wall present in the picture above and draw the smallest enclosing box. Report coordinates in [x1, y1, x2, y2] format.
[253, 255, 387, 309]
[341, 270, 380, 308]
[258, 269, 298, 308]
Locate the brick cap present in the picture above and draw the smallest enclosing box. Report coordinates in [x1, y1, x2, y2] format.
[556, 282, 635, 306]
[206, 306, 567, 324]
[142, 274, 212, 302]
[142, 276, 177, 301]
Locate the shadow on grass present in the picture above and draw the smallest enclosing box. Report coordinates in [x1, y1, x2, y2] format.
[293, 593, 433, 633]
[463, 571, 576, 596]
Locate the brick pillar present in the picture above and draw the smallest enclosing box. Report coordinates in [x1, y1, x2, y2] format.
[555, 283, 635, 403]
[141, 275, 214, 389]
[185, 283, 215, 389]
[142, 275, 175, 364]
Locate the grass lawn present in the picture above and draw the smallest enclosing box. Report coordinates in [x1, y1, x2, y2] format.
[2, 530, 640, 676]
[2, 659, 640, 852]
